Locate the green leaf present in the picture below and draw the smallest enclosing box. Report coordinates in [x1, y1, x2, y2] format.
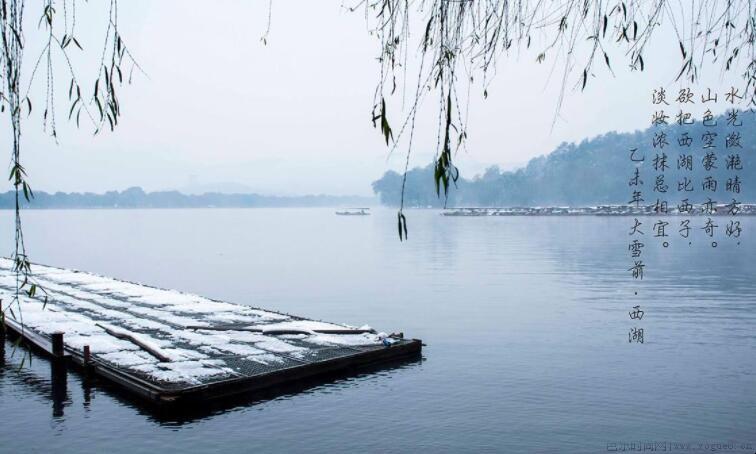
[22, 181, 32, 202]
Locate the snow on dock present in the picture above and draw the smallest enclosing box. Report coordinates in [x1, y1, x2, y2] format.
[0, 259, 421, 403]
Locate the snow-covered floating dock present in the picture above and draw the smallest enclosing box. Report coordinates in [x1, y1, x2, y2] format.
[0, 259, 421, 404]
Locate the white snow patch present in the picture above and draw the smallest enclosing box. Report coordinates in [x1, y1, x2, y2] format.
[245, 354, 286, 365]
[131, 359, 234, 384]
[99, 350, 158, 367]
[260, 320, 348, 332]
[305, 333, 382, 347]
[128, 306, 207, 328]
[65, 333, 138, 354]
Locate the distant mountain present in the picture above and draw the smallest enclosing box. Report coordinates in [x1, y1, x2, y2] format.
[0, 187, 376, 209]
[373, 111, 756, 207]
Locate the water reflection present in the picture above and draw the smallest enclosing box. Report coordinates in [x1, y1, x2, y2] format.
[145, 358, 423, 426]
[0, 337, 73, 417]
[50, 360, 68, 417]
[1, 338, 423, 426]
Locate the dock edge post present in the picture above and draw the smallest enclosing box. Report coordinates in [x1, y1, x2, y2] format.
[51, 332, 64, 358]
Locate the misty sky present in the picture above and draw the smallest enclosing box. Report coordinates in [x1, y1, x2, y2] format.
[7, 1, 746, 196]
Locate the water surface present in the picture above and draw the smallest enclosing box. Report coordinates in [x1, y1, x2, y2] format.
[1, 208, 754, 453]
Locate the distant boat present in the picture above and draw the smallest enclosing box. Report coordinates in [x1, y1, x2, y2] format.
[335, 207, 371, 216]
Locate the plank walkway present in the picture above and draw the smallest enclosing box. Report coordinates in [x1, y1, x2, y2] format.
[0, 259, 421, 404]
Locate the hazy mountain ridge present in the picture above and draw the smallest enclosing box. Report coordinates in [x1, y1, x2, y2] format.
[373, 111, 756, 207]
[0, 186, 375, 209]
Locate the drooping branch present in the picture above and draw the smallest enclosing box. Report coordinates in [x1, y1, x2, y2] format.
[0, 0, 139, 346]
[361, 0, 756, 238]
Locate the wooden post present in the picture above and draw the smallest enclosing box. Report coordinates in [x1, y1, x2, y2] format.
[0, 300, 4, 367]
[0, 300, 4, 341]
[51, 358, 67, 418]
[83, 345, 91, 365]
[51, 332, 64, 358]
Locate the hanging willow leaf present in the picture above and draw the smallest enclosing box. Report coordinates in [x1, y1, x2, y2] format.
[22, 181, 33, 202]
[581, 69, 587, 90]
[397, 211, 408, 241]
[422, 17, 434, 51]
[68, 97, 79, 120]
[675, 58, 692, 80]
[95, 97, 103, 120]
[379, 97, 393, 145]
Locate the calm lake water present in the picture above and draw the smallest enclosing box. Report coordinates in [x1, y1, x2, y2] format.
[0, 208, 754, 453]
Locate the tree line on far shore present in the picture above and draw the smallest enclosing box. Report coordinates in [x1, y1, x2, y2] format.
[0, 186, 373, 209]
[373, 112, 756, 208]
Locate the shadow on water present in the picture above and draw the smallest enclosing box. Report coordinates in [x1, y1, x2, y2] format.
[120, 357, 424, 425]
[1, 334, 423, 426]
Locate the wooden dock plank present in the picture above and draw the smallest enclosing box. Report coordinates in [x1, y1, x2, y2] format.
[0, 260, 421, 404]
